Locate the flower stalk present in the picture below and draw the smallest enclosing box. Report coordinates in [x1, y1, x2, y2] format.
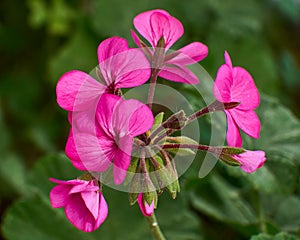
[146, 213, 166, 240]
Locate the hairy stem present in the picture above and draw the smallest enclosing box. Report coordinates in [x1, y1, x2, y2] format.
[147, 69, 159, 109]
[146, 213, 166, 240]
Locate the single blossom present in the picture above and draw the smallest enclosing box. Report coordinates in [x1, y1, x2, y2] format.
[232, 150, 266, 173]
[132, 9, 208, 84]
[56, 36, 151, 112]
[213, 51, 261, 147]
[49, 178, 108, 232]
[137, 193, 154, 217]
[66, 93, 154, 185]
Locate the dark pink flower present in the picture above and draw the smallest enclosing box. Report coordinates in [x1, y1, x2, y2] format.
[137, 193, 154, 217]
[66, 93, 154, 185]
[232, 150, 266, 173]
[56, 36, 151, 112]
[132, 9, 208, 84]
[49, 178, 108, 232]
[213, 51, 261, 147]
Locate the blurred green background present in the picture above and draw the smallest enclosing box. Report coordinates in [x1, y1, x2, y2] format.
[1, 0, 300, 239]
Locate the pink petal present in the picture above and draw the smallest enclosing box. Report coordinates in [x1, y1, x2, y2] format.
[81, 191, 100, 220]
[234, 150, 266, 173]
[112, 99, 154, 137]
[56, 70, 105, 111]
[49, 184, 72, 208]
[106, 48, 151, 89]
[71, 108, 97, 135]
[94, 194, 108, 229]
[213, 64, 233, 103]
[137, 193, 154, 217]
[69, 184, 99, 194]
[66, 130, 114, 172]
[96, 94, 120, 138]
[97, 37, 128, 64]
[65, 194, 98, 232]
[159, 64, 199, 84]
[229, 109, 260, 139]
[231, 66, 260, 110]
[113, 135, 133, 185]
[224, 51, 232, 68]
[133, 9, 171, 48]
[131, 30, 142, 48]
[225, 111, 242, 147]
[149, 12, 183, 49]
[167, 42, 208, 65]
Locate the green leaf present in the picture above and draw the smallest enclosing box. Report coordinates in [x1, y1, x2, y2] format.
[250, 232, 300, 240]
[190, 174, 257, 225]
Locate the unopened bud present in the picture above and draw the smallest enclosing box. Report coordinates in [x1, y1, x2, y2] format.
[162, 110, 187, 130]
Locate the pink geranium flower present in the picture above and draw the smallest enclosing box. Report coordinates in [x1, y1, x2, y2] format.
[56, 36, 151, 112]
[137, 193, 154, 217]
[66, 93, 154, 185]
[49, 178, 108, 232]
[213, 51, 261, 147]
[233, 150, 266, 173]
[132, 9, 208, 84]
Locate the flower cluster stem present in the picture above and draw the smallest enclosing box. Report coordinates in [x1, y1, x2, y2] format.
[147, 69, 159, 109]
[146, 213, 166, 240]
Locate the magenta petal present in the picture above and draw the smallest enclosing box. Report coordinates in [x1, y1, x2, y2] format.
[229, 109, 261, 139]
[213, 64, 233, 103]
[224, 51, 232, 68]
[113, 136, 133, 185]
[137, 193, 154, 217]
[81, 191, 100, 220]
[56, 70, 105, 111]
[131, 30, 142, 48]
[70, 184, 98, 194]
[97, 37, 128, 64]
[225, 111, 242, 147]
[50, 184, 72, 208]
[96, 94, 121, 137]
[94, 194, 108, 229]
[112, 99, 154, 137]
[231, 67, 260, 110]
[159, 64, 199, 84]
[65, 194, 97, 232]
[149, 12, 183, 49]
[167, 42, 208, 65]
[133, 9, 170, 48]
[234, 150, 266, 173]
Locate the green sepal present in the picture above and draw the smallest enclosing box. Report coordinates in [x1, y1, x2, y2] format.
[165, 136, 199, 145]
[219, 154, 241, 166]
[123, 157, 139, 186]
[166, 179, 180, 199]
[221, 147, 246, 155]
[162, 110, 187, 130]
[150, 112, 165, 133]
[128, 192, 139, 205]
[143, 191, 158, 208]
[77, 172, 94, 181]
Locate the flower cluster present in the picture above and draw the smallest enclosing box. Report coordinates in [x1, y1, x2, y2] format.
[50, 9, 266, 232]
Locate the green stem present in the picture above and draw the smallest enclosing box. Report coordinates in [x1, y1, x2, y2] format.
[147, 69, 159, 109]
[253, 190, 267, 233]
[146, 213, 166, 240]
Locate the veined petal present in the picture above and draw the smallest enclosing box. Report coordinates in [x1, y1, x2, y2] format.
[213, 64, 233, 103]
[112, 98, 154, 137]
[150, 11, 183, 49]
[113, 136, 133, 185]
[167, 42, 208, 65]
[231, 66, 260, 110]
[225, 111, 242, 147]
[234, 150, 266, 173]
[65, 194, 97, 232]
[133, 9, 170, 48]
[229, 109, 260, 139]
[97, 37, 128, 64]
[94, 194, 108, 229]
[49, 184, 72, 208]
[159, 64, 199, 84]
[81, 191, 100, 220]
[131, 29, 142, 48]
[56, 70, 105, 111]
[96, 94, 121, 138]
[224, 51, 232, 68]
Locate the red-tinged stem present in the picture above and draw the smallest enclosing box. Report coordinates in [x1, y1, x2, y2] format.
[147, 69, 159, 109]
[161, 143, 210, 152]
